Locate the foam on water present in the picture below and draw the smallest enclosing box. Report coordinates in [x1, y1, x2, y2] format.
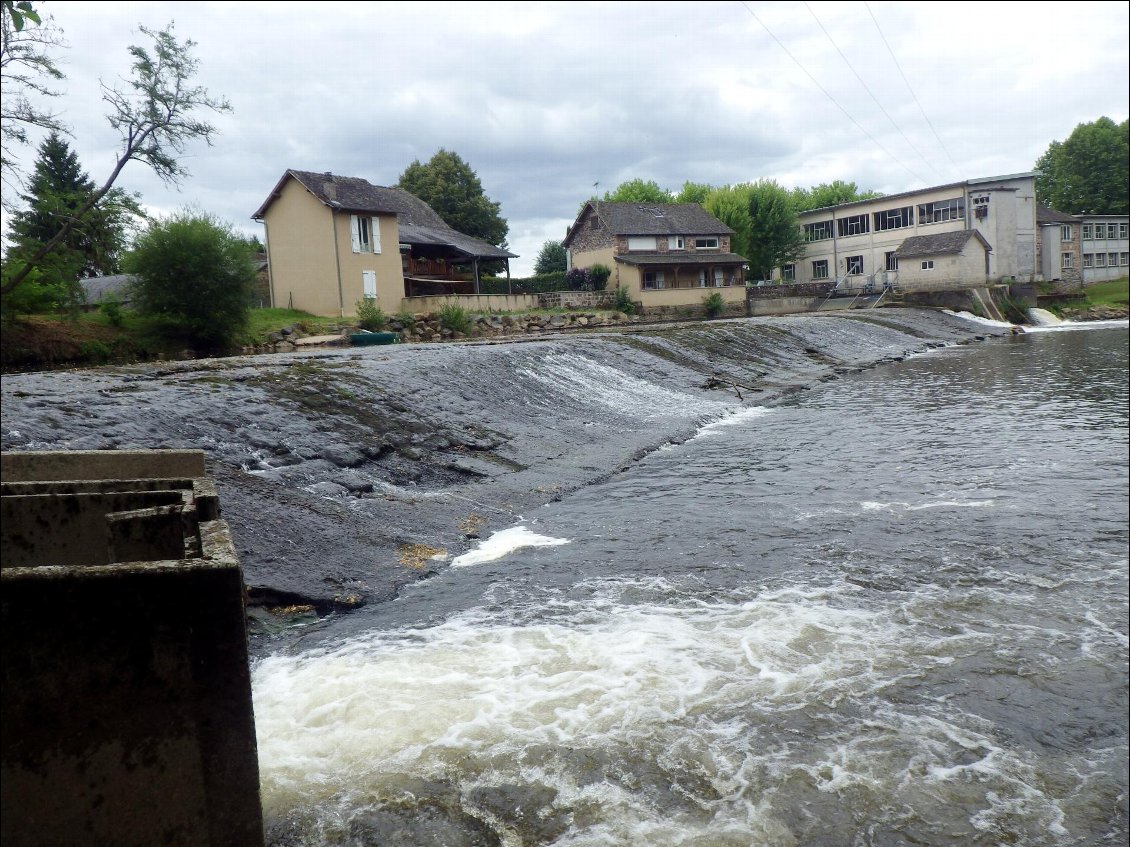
[515, 351, 728, 420]
[450, 525, 571, 567]
[690, 405, 772, 440]
[252, 574, 1119, 843]
[942, 309, 1017, 329]
[1022, 318, 1129, 333]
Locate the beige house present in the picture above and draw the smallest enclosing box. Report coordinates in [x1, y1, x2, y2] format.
[252, 170, 516, 316]
[782, 173, 1038, 291]
[563, 202, 749, 309]
[893, 230, 992, 289]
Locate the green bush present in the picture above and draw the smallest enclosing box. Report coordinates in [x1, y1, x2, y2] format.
[613, 285, 636, 315]
[100, 299, 125, 327]
[703, 291, 725, 318]
[590, 264, 612, 291]
[124, 209, 255, 353]
[355, 298, 388, 331]
[438, 303, 472, 334]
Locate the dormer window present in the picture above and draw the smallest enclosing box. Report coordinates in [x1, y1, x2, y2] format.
[694, 237, 719, 250]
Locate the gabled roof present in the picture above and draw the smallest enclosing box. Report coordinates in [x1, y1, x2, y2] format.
[564, 201, 734, 247]
[253, 169, 515, 259]
[1036, 205, 1077, 225]
[80, 274, 136, 303]
[894, 229, 992, 257]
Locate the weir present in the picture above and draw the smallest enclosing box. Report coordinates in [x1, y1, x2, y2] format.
[0, 309, 1020, 643]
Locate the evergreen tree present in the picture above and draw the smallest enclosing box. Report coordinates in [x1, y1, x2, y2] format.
[8, 133, 139, 280]
[397, 149, 509, 247]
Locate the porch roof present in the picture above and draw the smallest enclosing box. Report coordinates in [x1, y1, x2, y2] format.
[615, 252, 747, 266]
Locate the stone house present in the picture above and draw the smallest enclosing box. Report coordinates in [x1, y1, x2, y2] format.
[562, 202, 749, 310]
[252, 170, 516, 316]
[1036, 205, 1082, 286]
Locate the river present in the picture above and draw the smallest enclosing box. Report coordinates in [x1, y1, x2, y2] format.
[250, 321, 1128, 846]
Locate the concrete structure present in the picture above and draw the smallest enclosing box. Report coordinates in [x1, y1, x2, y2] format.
[562, 201, 749, 311]
[253, 169, 516, 316]
[783, 173, 1038, 291]
[1078, 215, 1129, 283]
[1036, 205, 1083, 286]
[1, 450, 264, 847]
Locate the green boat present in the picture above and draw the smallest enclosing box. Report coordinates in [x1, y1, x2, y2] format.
[350, 331, 398, 346]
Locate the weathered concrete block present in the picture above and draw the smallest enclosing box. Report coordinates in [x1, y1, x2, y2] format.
[1, 450, 264, 847]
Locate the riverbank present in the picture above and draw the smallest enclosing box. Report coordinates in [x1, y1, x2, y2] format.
[0, 308, 1021, 654]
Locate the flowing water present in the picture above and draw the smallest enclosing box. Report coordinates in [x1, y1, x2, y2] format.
[252, 322, 1128, 846]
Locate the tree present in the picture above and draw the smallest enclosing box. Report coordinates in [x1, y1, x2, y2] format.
[124, 210, 255, 352]
[792, 180, 883, 212]
[2, 23, 231, 298]
[601, 178, 672, 204]
[8, 133, 141, 282]
[1, 0, 65, 201]
[397, 149, 508, 247]
[533, 239, 566, 275]
[745, 180, 806, 280]
[673, 181, 715, 205]
[1035, 117, 1129, 215]
[704, 184, 755, 259]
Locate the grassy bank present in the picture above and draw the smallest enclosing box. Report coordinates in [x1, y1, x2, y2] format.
[1048, 277, 1128, 319]
[1, 307, 340, 373]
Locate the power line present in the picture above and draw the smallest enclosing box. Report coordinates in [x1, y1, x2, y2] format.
[803, 1, 945, 182]
[864, 1, 961, 179]
[739, 1, 927, 184]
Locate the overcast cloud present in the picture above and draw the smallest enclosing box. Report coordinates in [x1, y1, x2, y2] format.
[3, 1, 1128, 276]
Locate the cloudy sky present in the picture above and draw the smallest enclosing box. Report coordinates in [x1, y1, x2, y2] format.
[4, 1, 1128, 276]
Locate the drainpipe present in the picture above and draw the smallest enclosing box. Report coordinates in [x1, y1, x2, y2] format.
[331, 210, 345, 318]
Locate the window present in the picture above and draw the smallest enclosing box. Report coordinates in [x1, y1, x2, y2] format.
[628, 236, 658, 251]
[918, 198, 964, 224]
[1107, 224, 1119, 239]
[1094, 253, 1107, 267]
[1120, 252, 1129, 266]
[1082, 253, 1094, 268]
[713, 268, 724, 287]
[1082, 224, 1093, 239]
[812, 259, 829, 280]
[698, 269, 707, 287]
[921, 260, 935, 271]
[362, 270, 377, 298]
[804, 220, 834, 241]
[350, 215, 380, 253]
[781, 263, 796, 281]
[589, 217, 600, 231]
[1061, 253, 1073, 269]
[837, 214, 869, 237]
[885, 251, 899, 272]
[1108, 252, 1119, 267]
[874, 206, 914, 231]
[1061, 225, 1074, 241]
[668, 236, 685, 250]
[846, 255, 864, 275]
[694, 237, 719, 249]
[643, 270, 666, 289]
[1120, 223, 1128, 239]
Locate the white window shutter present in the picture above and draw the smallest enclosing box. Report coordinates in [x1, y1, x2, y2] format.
[371, 217, 381, 254]
[350, 216, 362, 253]
[362, 270, 377, 298]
